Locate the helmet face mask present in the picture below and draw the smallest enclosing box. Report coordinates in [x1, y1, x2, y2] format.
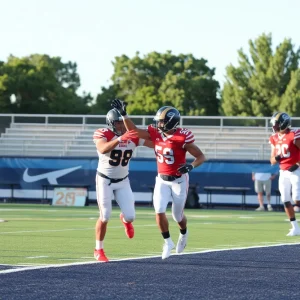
[106, 109, 126, 136]
[153, 106, 180, 133]
[270, 112, 291, 133]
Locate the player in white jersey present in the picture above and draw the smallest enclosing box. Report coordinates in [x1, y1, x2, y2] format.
[93, 108, 153, 262]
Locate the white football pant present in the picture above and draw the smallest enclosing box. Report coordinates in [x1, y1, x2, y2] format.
[96, 175, 135, 222]
[153, 174, 189, 222]
[278, 168, 300, 202]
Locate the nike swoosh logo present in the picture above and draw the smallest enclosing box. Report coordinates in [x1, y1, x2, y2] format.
[23, 166, 82, 184]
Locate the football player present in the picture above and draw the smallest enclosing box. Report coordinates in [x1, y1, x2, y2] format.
[93, 108, 153, 262]
[269, 112, 300, 236]
[112, 99, 206, 259]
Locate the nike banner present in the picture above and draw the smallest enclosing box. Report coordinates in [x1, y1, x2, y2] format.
[0, 157, 280, 203]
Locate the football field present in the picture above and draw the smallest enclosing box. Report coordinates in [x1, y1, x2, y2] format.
[1, 203, 299, 267]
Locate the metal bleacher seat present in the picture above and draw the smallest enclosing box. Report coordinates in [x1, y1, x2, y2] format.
[0, 114, 276, 160]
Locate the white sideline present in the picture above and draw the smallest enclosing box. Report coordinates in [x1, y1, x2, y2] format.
[1, 242, 300, 274]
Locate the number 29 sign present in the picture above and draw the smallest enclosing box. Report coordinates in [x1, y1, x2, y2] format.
[52, 188, 87, 207]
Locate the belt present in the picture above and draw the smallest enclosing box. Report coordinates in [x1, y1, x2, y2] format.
[160, 174, 181, 182]
[97, 171, 128, 185]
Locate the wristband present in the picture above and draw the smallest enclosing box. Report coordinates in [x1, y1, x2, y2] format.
[122, 115, 129, 119]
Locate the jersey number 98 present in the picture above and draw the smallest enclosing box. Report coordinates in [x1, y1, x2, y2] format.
[109, 149, 133, 166]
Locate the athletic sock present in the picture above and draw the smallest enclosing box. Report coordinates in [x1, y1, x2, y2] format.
[291, 220, 299, 230]
[96, 240, 104, 250]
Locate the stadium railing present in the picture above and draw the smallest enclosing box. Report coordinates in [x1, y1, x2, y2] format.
[1, 114, 299, 160]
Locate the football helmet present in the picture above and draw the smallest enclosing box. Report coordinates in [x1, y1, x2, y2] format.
[153, 106, 180, 133]
[270, 112, 291, 133]
[106, 108, 126, 136]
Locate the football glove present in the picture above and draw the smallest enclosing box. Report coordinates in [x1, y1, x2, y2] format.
[288, 164, 299, 172]
[177, 164, 194, 174]
[275, 155, 282, 162]
[112, 98, 127, 116]
[117, 130, 138, 142]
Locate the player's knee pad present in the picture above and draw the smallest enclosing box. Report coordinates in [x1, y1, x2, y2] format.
[284, 201, 292, 208]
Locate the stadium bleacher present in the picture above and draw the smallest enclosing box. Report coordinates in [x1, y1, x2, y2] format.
[0, 114, 275, 159]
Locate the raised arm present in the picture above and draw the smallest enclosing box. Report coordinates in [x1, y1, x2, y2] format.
[112, 99, 151, 140]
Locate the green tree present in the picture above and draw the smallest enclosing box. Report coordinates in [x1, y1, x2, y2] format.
[0, 54, 91, 114]
[93, 51, 220, 115]
[222, 33, 300, 116]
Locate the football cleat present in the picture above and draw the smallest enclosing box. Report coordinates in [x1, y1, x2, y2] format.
[176, 230, 189, 254]
[162, 240, 175, 260]
[94, 249, 109, 262]
[267, 204, 273, 212]
[286, 228, 300, 236]
[120, 213, 134, 239]
[255, 206, 265, 211]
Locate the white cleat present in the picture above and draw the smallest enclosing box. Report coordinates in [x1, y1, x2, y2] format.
[286, 228, 300, 236]
[255, 206, 265, 211]
[161, 240, 175, 260]
[267, 204, 273, 212]
[176, 231, 189, 254]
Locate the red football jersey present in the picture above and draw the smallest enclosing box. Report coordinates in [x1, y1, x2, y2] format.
[269, 129, 300, 170]
[147, 125, 195, 176]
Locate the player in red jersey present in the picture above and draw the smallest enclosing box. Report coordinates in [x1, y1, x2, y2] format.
[112, 99, 206, 259]
[93, 108, 153, 262]
[269, 112, 300, 236]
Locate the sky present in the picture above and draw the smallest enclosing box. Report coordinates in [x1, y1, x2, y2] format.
[1, 0, 299, 98]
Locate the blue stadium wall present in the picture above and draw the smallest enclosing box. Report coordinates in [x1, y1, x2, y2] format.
[0, 157, 280, 206]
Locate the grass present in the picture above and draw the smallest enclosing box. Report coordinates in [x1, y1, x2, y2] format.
[0, 203, 299, 266]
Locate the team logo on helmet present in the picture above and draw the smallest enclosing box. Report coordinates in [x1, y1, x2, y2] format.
[167, 112, 175, 117]
[153, 106, 180, 133]
[270, 112, 291, 133]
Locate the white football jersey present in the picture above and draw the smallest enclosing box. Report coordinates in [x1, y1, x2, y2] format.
[93, 128, 144, 178]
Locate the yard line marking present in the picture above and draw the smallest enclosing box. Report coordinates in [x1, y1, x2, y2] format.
[2, 242, 300, 274]
[0, 264, 30, 267]
[26, 256, 49, 259]
[58, 259, 89, 261]
[0, 224, 157, 234]
[0, 228, 94, 234]
[18, 263, 51, 266]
